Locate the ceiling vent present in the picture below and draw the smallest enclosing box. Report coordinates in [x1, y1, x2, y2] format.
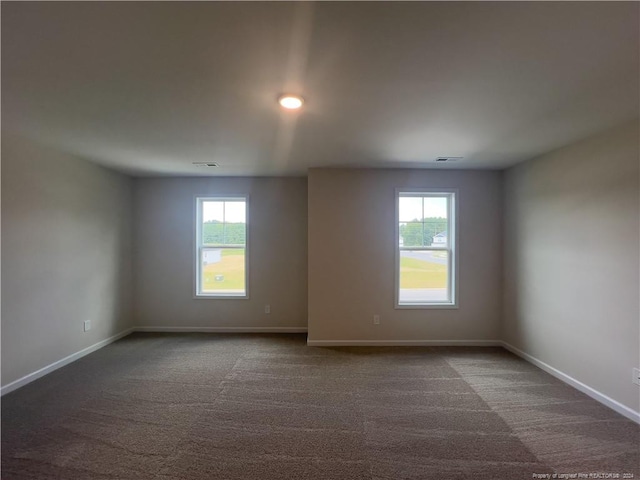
[192, 162, 219, 167]
[435, 157, 463, 163]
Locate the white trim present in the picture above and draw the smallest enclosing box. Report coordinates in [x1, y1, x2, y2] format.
[501, 341, 640, 424]
[134, 326, 308, 333]
[1, 328, 134, 396]
[194, 195, 249, 299]
[395, 304, 459, 310]
[307, 339, 501, 347]
[395, 189, 459, 309]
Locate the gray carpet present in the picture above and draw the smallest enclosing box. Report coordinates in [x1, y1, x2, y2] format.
[2, 333, 638, 479]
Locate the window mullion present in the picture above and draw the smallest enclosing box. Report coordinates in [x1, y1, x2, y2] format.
[421, 197, 425, 247]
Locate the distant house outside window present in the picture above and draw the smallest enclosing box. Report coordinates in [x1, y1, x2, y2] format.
[396, 190, 457, 308]
[195, 196, 248, 298]
[431, 232, 447, 245]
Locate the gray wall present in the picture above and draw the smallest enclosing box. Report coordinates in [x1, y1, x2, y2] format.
[5, 122, 638, 419]
[1, 135, 134, 387]
[308, 168, 503, 342]
[133, 177, 308, 329]
[503, 120, 640, 413]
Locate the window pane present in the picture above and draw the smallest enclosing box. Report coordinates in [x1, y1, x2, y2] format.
[423, 197, 447, 219]
[202, 201, 223, 245]
[399, 196, 423, 222]
[424, 219, 448, 247]
[423, 197, 448, 247]
[399, 222, 423, 247]
[202, 201, 224, 222]
[201, 248, 246, 295]
[203, 222, 224, 245]
[203, 223, 246, 246]
[201, 200, 246, 246]
[224, 201, 246, 223]
[399, 250, 449, 303]
[223, 221, 246, 245]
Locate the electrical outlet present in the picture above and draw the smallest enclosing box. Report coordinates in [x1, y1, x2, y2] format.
[373, 314, 380, 325]
[264, 305, 271, 314]
[84, 320, 91, 332]
[633, 368, 640, 386]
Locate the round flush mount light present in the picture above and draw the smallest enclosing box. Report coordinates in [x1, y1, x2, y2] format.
[278, 94, 304, 110]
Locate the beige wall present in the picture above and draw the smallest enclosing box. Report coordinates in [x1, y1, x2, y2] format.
[133, 177, 308, 329]
[308, 168, 503, 342]
[1, 135, 134, 386]
[503, 120, 640, 413]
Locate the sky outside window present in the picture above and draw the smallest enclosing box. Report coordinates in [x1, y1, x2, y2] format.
[399, 196, 447, 221]
[202, 200, 246, 223]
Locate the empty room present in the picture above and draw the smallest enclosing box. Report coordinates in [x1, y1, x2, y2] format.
[2, 1, 639, 479]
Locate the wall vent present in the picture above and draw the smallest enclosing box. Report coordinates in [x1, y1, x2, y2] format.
[192, 162, 219, 167]
[435, 157, 463, 163]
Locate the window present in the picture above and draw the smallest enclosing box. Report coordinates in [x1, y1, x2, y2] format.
[396, 190, 456, 307]
[195, 196, 248, 298]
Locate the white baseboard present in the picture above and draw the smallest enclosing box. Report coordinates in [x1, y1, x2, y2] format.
[307, 339, 502, 347]
[1, 328, 134, 396]
[501, 341, 640, 424]
[133, 326, 308, 333]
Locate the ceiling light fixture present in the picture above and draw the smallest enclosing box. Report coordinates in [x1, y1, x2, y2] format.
[278, 94, 304, 110]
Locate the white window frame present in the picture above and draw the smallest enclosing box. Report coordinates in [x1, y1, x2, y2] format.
[194, 195, 249, 299]
[395, 189, 458, 309]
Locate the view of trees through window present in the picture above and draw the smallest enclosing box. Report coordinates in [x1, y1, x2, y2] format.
[399, 218, 447, 247]
[202, 222, 246, 245]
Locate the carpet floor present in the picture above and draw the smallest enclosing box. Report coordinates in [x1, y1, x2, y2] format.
[2, 333, 638, 479]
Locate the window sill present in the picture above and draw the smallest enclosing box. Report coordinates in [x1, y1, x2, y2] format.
[395, 303, 458, 310]
[194, 293, 249, 300]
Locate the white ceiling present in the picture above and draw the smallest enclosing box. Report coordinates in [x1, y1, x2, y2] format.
[2, 2, 638, 177]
